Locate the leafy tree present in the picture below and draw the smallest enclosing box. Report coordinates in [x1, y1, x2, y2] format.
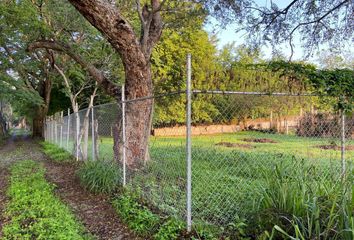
[317, 50, 354, 70]
[1, 0, 122, 137]
[0, 0, 53, 137]
[152, 24, 219, 125]
[46, 0, 203, 168]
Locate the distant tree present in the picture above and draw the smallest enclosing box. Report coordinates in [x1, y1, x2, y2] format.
[317, 51, 354, 70]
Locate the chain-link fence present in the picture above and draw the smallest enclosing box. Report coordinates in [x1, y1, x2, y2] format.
[44, 89, 353, 234]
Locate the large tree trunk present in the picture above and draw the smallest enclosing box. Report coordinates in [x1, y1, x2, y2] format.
[32, 107, 47, 138]
[0, 102, 9, 136]
[0, 113, 7, 137]
[32, 76, 52, 138]
[67, 0, 163, 169]
[112, 63, 153, 169]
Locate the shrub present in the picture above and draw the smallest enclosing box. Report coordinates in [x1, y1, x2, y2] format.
[296, 113, 354, 138]
[40, 142, 73, 163]
[2, 160, 90, 239]
[77, 160, 121, 194]
[112, 191, 160, 236]
[153, 218, 185, 240]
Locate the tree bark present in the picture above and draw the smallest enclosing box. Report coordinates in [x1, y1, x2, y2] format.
[32, 76, 52, 138]
[30, 0, 164, 168]
[0, 112, 7, 137]
[66, 0, 163, 169]
[32, 107, 46, 138]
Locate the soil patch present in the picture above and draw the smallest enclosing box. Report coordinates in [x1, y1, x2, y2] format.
[0, 168, 9, 238]
[315, 145, 354, 151]
[43, 160, 140, 240]
[215, 142, 254, 149]
[242, 138, 278, 143]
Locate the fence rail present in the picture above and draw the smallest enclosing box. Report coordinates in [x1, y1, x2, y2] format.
[44, 55, 353, 235]
[44, 87, 353, 234]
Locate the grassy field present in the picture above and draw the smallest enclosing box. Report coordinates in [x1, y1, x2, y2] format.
[87, 131, 354, 228]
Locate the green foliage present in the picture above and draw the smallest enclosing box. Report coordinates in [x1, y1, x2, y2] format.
[111, 190, 214, 239]
[152, 26, 219, 126]
[154, 218, 185, 240]
[2, 160, 90, 240]
[40, 142, 73, 163]
[255, 160, 353, 240]
[112, 191, 160, 236]
[308, 68, 354, 111]
[77, 160, 121, 194]
[95, 131, 353, 236]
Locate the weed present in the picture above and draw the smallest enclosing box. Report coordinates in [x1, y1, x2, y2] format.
[112, 191, 160, 236]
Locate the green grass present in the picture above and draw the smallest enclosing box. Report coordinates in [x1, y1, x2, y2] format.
[93, 131, 352, 217]
[40, 142, 73, 163]
[2, 160, 92, 240]
[53, 131, 354, 237]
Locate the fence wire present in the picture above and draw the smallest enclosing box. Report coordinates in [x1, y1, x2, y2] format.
[44, 90, 353, 234]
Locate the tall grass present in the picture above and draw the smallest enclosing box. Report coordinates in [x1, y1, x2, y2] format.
[255, 160, 353, 239]
[77, 160, 121, 194]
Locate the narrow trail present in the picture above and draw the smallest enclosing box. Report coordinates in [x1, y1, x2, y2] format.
[0, 138, 139, 240]
[0, 134, 28, 237]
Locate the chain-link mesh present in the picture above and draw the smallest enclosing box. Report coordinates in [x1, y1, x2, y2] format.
[189, 93, 353, 228]
[125, 94, 188, 220]
[44, 90, 353, 233]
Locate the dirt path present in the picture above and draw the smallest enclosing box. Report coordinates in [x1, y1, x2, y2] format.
[43, 160, 139, 240]
[0, 167, 9, 238]
[0, 139, 139, 240]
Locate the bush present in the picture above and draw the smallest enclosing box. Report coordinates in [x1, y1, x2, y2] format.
[296, 113, 354, 138]
[153, 218, 185, 240]
[40, 142, 73, 163]
[77, 160, 121, 194]
[2, 160, 90, 239]
[112, 191, 160, 236]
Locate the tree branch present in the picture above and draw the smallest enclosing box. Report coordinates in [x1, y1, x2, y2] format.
[27, 40, 120, 97]
[288, 0, 350, 39]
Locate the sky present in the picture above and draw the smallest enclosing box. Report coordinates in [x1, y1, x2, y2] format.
[203, 0, 353, 64]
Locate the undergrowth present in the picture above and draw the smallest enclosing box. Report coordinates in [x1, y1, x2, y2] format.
[251, 160, 354, 239]
[111, 189, 216, 239]
[40, 141, 73, 163]
[77, 160, 121, 194]
[2, 160, 93, 239]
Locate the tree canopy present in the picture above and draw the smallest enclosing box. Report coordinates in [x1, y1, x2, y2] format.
[203, 0, 353, 58]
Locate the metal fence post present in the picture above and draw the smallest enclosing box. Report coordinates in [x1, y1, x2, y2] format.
[91, 106, 95, 161]
[60, 111, 63, 148]
[44, 118, 47, 141]
[54, 116, 58, 144]
[67, 108, 70, 150]
[186, 53, 192, 232]
[76, 103, 80, 161]
[122, 84, 126, 186]
[51, 117, 54, 143]
[341, 109, 346, 180]
[48, 118, 51, 142]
